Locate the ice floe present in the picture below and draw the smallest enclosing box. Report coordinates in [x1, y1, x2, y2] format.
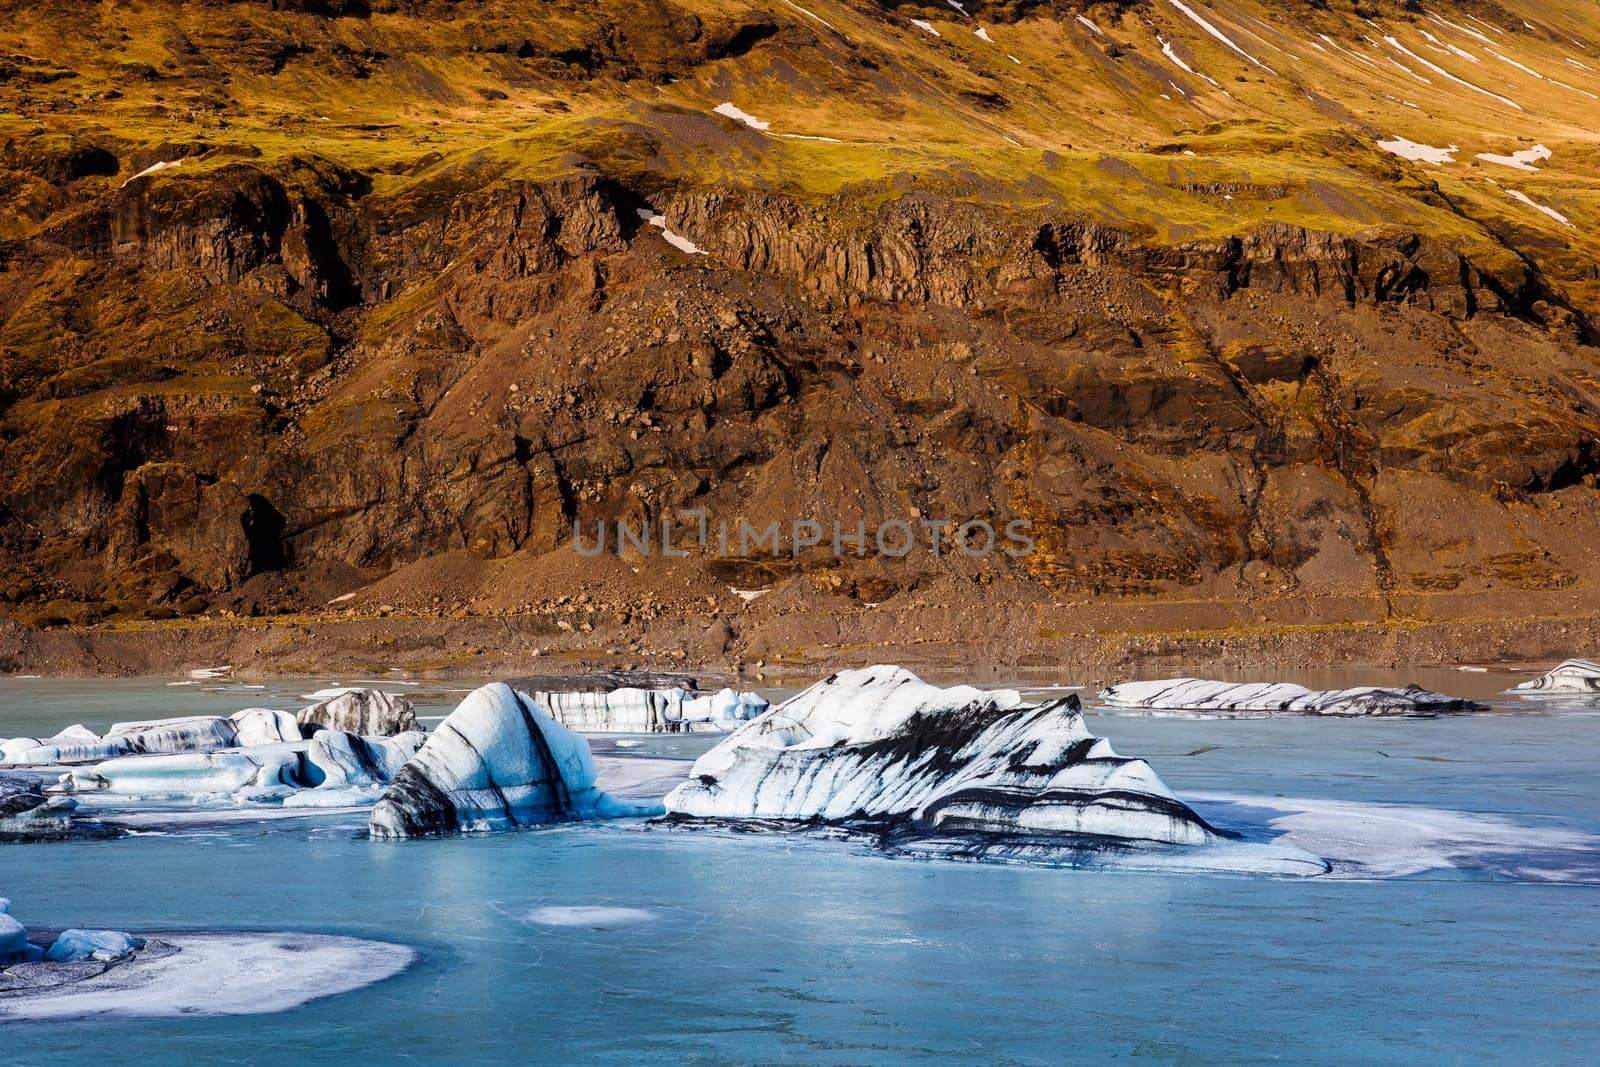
[661, 666, 1324, 872]
[0, 931, 414, 1020]
[1096, 678, 1485, 716]
[1475, 143, 1551, 171]
[1377, 136, 1457, 164]
[635, 207, 705, 256]
[1504, 188, 1573, 227]
[712, 102, 769, 130]
[367, 682, 645, 839]
[1190, 793, 1600, 883]
[526, 906, 657, 928]
[1513, 659, 1600, 693]
[43, 930, 145, 964]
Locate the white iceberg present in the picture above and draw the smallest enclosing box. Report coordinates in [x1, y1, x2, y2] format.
[1513, 659, 1600, 693]
[529, 686, 768, 733]
[368, 683, 631, 839]
[1097, 678, 1484, 716]
[67, 745, 307, 796]
[230, 709, 302, 747]
[663, 667, 1270, 857]
[304, 730, 425, 788]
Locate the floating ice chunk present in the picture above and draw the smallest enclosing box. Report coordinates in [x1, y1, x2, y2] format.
[1475, 144, 1551, 171]
[187, 665, 232, 680]
[45, 929, 145, 963]
[297, 689, 418, 737]
[119, 159, 181, 188]
[1505, 188, 1573, 227]
[664, 666, 1242, 853]
[527, 905, 657, 927]
[0, 913, 43, 965]
[0, 776, 84, 840]
[230, 709, 301, 747]
[712, 102, 769, 130]
[281, 785, 383, 808]
[1377, 136, 1457, 164]
[682, 687, 770, 726]
[635, 208, 706, 256]
[529, 686, 765, 733]
[107, 715, 241, 752]
[68, 745, 306, 796]
[368, 683, 620, 838]
[910, 18, 940, 37]
[1513, 659, 1600, 693]
[1097, 678, 1485, 716]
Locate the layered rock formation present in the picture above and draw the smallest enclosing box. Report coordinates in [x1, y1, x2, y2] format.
[0, 0, 1597, 662]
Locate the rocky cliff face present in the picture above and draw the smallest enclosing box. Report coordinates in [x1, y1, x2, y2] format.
[1, 0, 1597, 652]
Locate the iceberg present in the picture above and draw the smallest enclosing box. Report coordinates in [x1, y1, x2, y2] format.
[1512, 659, 1600, 693]
[44, 929, 145, 963]
[1097, 678, 1485, 716]
[306, 729, 425, 788]
[230, 709, 303, 746]
[662, 667, 1278, 862]
[297, 689, 419, 737]
[67, 745, 307, 796]
[0, 912, 43, 965]
[529, 686, 768, 733]
[368, 683, 622, 839]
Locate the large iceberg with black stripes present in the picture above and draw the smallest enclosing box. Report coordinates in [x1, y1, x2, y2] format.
[1097, 678, 1485, 717]
[368, 683, 648, 839]
[1513, 659, 1600, 694]
[662, 667, 1326, 873]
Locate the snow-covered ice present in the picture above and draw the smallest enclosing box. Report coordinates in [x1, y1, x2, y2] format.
[1505, 188, 1573, 227]
[636, 208, 705, 256]
[974, 26, 993, 44]
[529, 686, 767, 733]
[1167, 0, 1272, 71]
[526, 906, 657, 927]
[1475, 143, 1551, 171]
[910, 19, 940, 38]
[1377, 136, 1457, 164]
[119, 159, 181, 188]
[713, 102, 769, 130]
[1097, 678, 1484, 716]
[1381, 35, 1522, 109]
[0, 933, 415, 1020]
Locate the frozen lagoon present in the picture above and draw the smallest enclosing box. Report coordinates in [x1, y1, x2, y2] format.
[2, 673, 1599, 1063]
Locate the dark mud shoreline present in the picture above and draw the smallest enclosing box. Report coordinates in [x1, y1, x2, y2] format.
[3, 597, 1595, 680]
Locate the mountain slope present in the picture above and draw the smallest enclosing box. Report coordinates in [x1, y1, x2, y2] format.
[1, 0, 1598, 667]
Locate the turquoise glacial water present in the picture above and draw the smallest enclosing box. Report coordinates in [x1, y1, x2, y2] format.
[2, 676, 1599, 1064]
